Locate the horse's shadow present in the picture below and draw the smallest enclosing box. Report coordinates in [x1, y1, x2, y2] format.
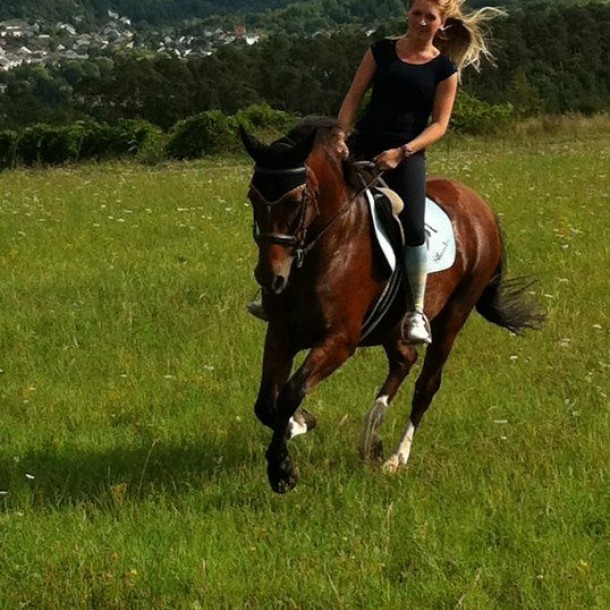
[1, 424, 265, 509]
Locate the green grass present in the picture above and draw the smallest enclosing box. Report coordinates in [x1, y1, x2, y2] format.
[0, 122, 608, 609]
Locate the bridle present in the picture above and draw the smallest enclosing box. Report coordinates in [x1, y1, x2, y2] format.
[248, 160, 383, 268]
[248, 163, 316, 268]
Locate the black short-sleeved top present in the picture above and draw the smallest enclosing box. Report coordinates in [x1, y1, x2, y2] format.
[355, 38, 457, 145]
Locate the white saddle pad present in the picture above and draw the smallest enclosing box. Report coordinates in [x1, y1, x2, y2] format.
[366, 189, 456, 274]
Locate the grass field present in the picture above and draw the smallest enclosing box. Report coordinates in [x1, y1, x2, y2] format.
[0, 119, 608, 609]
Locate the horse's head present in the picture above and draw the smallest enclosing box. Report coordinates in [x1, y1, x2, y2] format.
[240, 123, 321, 294]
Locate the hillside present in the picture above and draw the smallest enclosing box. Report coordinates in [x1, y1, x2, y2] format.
[0, 2, 608, 131]
[0, 0, 592, 29]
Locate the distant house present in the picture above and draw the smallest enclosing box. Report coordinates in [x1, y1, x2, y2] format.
[57, 23, 77, 36]
[0, 20, 29, 39]
[62, 50, 88, 60]
[101, 25, 121, 43]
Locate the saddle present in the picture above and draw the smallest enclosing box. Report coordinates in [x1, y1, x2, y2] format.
[366, 186, 456, 276]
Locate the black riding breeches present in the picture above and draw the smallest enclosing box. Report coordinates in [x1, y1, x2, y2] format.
[383, 152, 427, 247]
[347, 132, 427, 247]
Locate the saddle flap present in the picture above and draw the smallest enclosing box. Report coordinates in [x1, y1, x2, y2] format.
[367, 187, 457, 275]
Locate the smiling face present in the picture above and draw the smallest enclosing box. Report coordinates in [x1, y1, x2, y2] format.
[407, 0, 445, 43]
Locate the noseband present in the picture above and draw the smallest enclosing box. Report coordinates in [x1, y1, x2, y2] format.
[248, 164, 316, 267]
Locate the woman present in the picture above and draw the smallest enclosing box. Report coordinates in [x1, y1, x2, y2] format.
[338, 0, 503, 344]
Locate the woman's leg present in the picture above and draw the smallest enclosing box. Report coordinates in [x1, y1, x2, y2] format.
[384, 152, 431, 344]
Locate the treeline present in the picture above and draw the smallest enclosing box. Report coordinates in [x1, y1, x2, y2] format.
[1, 3, 608, 133]
[0, 0, 307, 25]
[0, 0, 589, 29]
[463, 2, 610, 115]
[0, 94, 514, 170]
[0, 104, 293, 169]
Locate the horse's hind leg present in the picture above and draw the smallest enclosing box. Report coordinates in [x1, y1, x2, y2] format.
[383, 304, 471, 473]
[360, 340, 418, 461]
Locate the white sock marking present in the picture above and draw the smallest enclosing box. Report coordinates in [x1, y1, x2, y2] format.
[396, 420, 416, 465]
[361, 395, 390, 457]
[288, 416, 308, 439]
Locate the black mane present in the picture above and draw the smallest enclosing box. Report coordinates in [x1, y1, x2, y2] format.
[286, 115, 341, 143]
[281, 115, 361, 190]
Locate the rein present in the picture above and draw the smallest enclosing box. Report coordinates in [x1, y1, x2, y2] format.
[249, 161, 383, 268]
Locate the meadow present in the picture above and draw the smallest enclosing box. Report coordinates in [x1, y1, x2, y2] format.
[0, 117, 608, 609]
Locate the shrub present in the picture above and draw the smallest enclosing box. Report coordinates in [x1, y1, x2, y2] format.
[15, 124, 82, 166]
[117, 119, 166, 164]
[0, 130, 17, 170]
[76, 119, 162, 161]
[165, 110, 238, 159]
[77, 122, 125, 160]
[452, 91, 515, 135]
[235, 104, 297, 135]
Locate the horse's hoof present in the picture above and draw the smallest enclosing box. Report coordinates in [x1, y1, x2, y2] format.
[382, 454, 406, 475]
[267, 454, 299, 494]
[299, 408, 317, 431]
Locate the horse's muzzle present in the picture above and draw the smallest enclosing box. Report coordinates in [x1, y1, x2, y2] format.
[270, 275, 288, 295]
[255, 249, 293, 295]
[255, 269, 289, 295]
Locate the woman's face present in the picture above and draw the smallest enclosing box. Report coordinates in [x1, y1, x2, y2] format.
[407, 0, 445, 42]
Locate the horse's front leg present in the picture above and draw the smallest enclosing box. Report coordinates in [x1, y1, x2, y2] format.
[255, 328, 317, 438]
[266, 333, 355, 493]
[254, 328, 295, 429]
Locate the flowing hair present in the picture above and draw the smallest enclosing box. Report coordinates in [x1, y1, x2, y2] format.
[412, 0, 507, 72]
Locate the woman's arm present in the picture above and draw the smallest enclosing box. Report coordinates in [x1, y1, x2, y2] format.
[407, 72, 458, 152]
[337, 49, 376, 133]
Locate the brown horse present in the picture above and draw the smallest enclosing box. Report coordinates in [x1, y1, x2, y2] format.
[241, 116, 543, 493]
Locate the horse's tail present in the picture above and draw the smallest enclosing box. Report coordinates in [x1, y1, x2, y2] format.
[475, 236, 545, 334]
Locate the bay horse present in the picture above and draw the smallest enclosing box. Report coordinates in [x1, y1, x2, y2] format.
[241, 116, 543, 493]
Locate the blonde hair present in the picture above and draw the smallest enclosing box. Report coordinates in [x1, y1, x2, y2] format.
[411, 0, 506, 72]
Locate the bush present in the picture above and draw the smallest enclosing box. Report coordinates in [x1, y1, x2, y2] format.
[77, 122, 127, 160]
[0, 130, 17, 170]
[134, 126, 167, 165]
[235, 104, 297, 135]
[452, 91, 515, 135]
[75, 119, 163, 162]
[165, 110, 238, 159]
[117, 119, 166, 164]
[15, 124, 82, 166]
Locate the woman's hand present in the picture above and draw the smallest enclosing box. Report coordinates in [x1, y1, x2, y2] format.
[373, 147, 405, 171]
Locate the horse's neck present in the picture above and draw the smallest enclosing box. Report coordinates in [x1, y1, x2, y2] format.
[305, 152, 370, 271]
[308, 151, 351, 225]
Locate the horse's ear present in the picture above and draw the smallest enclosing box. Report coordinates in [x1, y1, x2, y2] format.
[239, 125, 266, 163]
[286, 130, 318, 166]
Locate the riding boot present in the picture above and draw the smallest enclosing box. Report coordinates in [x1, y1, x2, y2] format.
[401, 243, 431, 344]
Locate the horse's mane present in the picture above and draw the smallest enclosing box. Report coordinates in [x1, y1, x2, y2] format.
[276, 115, 361, 191]
[286, 115, 340, 143]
